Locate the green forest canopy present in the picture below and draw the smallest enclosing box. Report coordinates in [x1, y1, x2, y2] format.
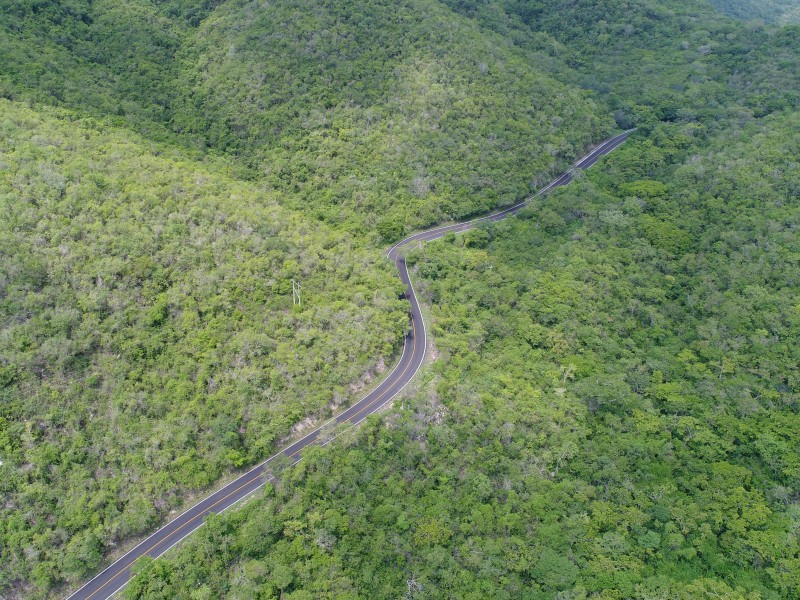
[0, 99, 408, 592]
[0, 0, 798, 598]
[0, 0, 610, 594]
[125, 104, 800, 600]
[708, 0, 800, 24]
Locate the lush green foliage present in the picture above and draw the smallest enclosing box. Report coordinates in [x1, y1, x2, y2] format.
[167, 0, 611, 231]
[443, 0, 800, 127]
[0, 1, 612, 596]
[2, 0, 800, 598]
[0, 99, 407, 593]
[0, 0, 612, 234]
[125, 111, 800, 600]
[0, 0, 190, 138]
[709, 0, 800, 24]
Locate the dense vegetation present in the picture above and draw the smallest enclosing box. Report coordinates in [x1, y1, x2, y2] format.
[167, 0, 611, 232]
[0, 0, 612, 233]
[124, 107, 800, 600]
[709, 0, 800, 23]
[0, 0, 195, 139]
[0, 100, 408, 594]
[0, 0, 609, 596]
[120, 0, 800, 598]
[1, 0, 799, 598]
[443, 0, 800, 124]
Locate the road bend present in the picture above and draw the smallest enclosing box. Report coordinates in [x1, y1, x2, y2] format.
[65, 130, 633, 600]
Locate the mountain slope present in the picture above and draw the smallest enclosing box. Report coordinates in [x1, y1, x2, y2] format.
[3, 0, 799, 598]
[0, 0, 191, 138]
[708, 0, 800, 23]
[170, 0, 612, 232]
[126, 104, 800, 600]
[0, 1, 612, 597]
[0, 0, 613, 233]
[442, 0, 800, 127]
[117, 2, 800, 599]
[0, 99, 406, 595]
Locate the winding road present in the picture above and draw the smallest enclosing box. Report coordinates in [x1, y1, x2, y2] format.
[66, 130, 632, 600]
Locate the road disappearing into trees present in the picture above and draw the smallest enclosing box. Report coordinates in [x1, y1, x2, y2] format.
[66, 130, 632, 600]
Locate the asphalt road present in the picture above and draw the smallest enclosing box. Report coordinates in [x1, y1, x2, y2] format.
[65, 130, 632, 600]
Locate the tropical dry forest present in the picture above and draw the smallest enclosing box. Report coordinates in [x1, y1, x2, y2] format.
[0, 0, 799, 598]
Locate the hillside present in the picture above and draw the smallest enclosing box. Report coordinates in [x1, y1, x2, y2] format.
[0, 1, 612, 597]
[708, 0, 800, 23]
[0, 0, 193, 139]
[120, 1, 800, 599]
[168, 0, 612, 232]
[0, 99, 407, 594]
[443, 0, 800, 125]
[0, 0, 613, 232]
[1, 0, 799, 598]
[126, 100, 800, 600]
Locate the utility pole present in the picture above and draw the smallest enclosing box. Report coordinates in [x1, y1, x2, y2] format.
[291, 278, 301, 306]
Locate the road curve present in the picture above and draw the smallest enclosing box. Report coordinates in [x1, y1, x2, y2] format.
[65, 130, 632, 600]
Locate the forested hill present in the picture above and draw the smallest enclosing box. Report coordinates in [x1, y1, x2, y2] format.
[442, 0, 800, 124]
[120, 1, 800, 599]
[1, 0, 800, 598]
[0, 0, 612, 233]
[0, 1, 612, 597]
[127, 78, 800, 600]
[0, 98, 407, 595]
[708, 0, 800, 23]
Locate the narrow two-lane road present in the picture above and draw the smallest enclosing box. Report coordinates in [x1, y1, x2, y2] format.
[66, 130, 632, 600]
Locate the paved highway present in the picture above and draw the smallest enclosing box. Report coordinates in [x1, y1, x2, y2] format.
[65, 130, 632, 600]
